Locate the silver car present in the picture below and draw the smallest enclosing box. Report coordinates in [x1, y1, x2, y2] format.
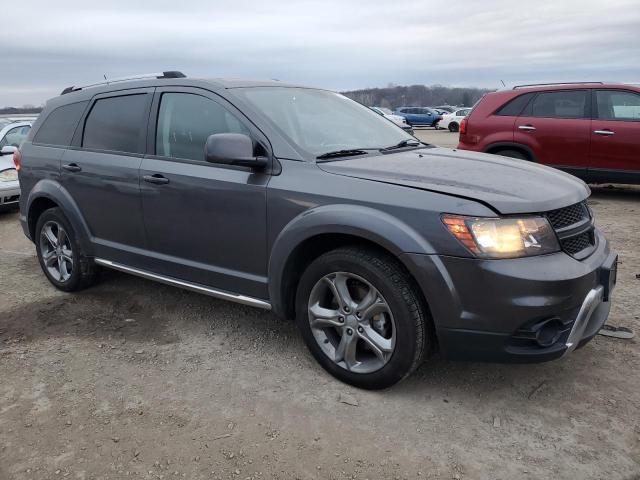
[0, 120, 32, 211]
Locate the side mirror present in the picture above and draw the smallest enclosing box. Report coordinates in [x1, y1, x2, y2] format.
[205, 133, 268, 169]
[0, 145, 17, 156]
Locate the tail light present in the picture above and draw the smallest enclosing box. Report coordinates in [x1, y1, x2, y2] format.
[13, 149, 22, 171]
[459, 118, 468, 135]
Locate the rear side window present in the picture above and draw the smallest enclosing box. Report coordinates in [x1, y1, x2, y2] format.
[495, 93, 534, 116]
[33, 101, 87, 146]
[155, 93, 249, 161]
[530, 90, 588, 119]
[83, 94, 149, 154]
[596, 90, 640, 120]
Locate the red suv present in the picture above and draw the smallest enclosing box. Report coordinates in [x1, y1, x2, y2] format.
[458, 82, 640, 184]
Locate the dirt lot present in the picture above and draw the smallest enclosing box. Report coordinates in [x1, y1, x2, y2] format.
[1, 130, 639, 479]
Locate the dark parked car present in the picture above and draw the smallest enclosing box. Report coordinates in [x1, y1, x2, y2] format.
[458, 82, 640, 184]
[17, 72, 617, 389]
[393, 107, 441, 127]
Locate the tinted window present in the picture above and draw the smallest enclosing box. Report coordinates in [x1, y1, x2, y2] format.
[0, 125, 30, 148]
[596, 90, 640, 120]
[33, 101, 87, 146]
[156, 93, 250, 161]
[83, 94, 148, 154]
[495, 93, 534, 116]
[530, 90, 588, 119]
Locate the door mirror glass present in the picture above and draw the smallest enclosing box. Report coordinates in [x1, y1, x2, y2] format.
[0, 145, 17, 155]
[205, 133, 267, 169]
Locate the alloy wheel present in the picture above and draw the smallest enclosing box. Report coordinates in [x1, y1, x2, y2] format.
[307, 272, 396, 374]
[39, 220, 74, 282]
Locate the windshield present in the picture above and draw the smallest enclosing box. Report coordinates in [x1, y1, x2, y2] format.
[233, 87, 413, 158]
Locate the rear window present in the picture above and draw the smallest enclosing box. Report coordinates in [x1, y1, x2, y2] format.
[530, 90, 588, 119]
[82, 94, 149, 154]
[494, 93, 534, 116]
[33, 101, 87, 146]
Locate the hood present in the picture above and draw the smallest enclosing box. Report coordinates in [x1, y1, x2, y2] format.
[317, 147, 590, 214]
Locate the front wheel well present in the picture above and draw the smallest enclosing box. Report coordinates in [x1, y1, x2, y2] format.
[28, 197, 59, 240]
[278, 233, 432, 327]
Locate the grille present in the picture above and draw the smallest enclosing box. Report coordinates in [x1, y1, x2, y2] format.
[561, 231, 593, 255]
[546, 202, 588, 229]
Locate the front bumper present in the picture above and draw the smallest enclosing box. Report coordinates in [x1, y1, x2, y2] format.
[401, 228, 616, 363]
[0, 181, 20, 209]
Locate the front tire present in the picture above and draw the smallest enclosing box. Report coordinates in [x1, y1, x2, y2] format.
[295, 246, 429, 389]
[448, 122, 459, 132]
[35, 207, 97, 292]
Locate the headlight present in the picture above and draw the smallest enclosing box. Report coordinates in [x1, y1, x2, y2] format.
[442, 215, 560, 259]
[0, 168, 18, 182]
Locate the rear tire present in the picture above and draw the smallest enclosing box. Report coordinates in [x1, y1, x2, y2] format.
[295, 246, 430, 389]
[494, 149, 528, 160]
[35, 207, 98, 292]
[448, 122, 459, 132]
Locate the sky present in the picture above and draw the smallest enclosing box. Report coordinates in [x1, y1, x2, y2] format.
[1, 0, 639, 107]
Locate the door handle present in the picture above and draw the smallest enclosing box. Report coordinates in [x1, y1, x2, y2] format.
[62, 163, 82, 173]
[518, 125, 536, 131]
[143, 174, 170, 185]
[594, 130, 615, 136]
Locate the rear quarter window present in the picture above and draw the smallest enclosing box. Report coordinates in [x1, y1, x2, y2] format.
[494, 93, 535, 116]
[33, 101, 88, 146]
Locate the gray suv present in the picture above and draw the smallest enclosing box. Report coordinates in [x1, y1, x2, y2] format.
[17, 72, 617, 389]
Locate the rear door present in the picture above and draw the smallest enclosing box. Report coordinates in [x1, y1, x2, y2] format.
[62, 88, 152, 260]
[589, 89, 640, 182]
[139, 87, 270, 299]
[514, 89, 591, 176]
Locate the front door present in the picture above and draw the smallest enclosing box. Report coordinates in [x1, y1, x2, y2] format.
[514, 89, 591, 176]
[139, 88, 270, 299]
[61, 89, 153, 260]
[589, 89, 640, 183]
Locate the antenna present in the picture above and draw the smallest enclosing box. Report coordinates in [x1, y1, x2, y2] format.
[104, 74, 107, 81]
[500, 80, 506, 88]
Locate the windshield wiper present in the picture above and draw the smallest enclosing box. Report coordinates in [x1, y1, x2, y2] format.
[316, 148, 377, 160]
[380, 139, 423, 152]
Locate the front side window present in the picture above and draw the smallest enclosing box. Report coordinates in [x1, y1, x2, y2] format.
[596, 90, 640, 120]
[530, 90, 588, 119]
[155, 93, 250, 161]
[234, 87, 413, 157]
[0, 125, 30, 148]
[83, 94, 149, 154]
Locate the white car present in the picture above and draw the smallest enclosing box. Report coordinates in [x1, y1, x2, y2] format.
[369, 107, 414, 133]
[437, 108, 471, 132]
[0, 120, 32, 212]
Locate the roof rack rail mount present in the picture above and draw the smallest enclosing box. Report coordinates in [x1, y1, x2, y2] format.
[60, 71, 186, 95]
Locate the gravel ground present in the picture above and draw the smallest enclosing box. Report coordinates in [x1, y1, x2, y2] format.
[1, 132, 639, 479]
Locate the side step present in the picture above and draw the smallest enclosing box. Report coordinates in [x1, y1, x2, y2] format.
[94, 258, 271, 310]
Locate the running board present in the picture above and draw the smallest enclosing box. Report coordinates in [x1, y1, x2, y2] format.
[94, 258, 271, 310]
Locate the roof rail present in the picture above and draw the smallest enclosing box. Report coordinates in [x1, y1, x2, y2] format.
[513, 81, 605, 90]
[60, 71, 186, 95]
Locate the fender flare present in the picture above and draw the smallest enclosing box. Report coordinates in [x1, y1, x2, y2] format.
[267, 204, 435, 317]
[483, 142, 538, 162]
[26, 179, 94, 254]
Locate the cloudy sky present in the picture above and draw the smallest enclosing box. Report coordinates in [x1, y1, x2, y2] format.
[2, 0, 639, 106]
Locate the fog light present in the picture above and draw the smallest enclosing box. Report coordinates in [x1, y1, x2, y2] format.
[535, 319, 563, 347]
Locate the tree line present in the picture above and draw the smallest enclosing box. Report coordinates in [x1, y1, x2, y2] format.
[342, 84, 493, 109]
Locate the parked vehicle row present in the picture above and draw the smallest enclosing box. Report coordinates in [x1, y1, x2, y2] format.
[369, 107, 414, 134]
[458, 82, 640, 184]
[0, 119, 33, 211]
[15, 72, 616, 389]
